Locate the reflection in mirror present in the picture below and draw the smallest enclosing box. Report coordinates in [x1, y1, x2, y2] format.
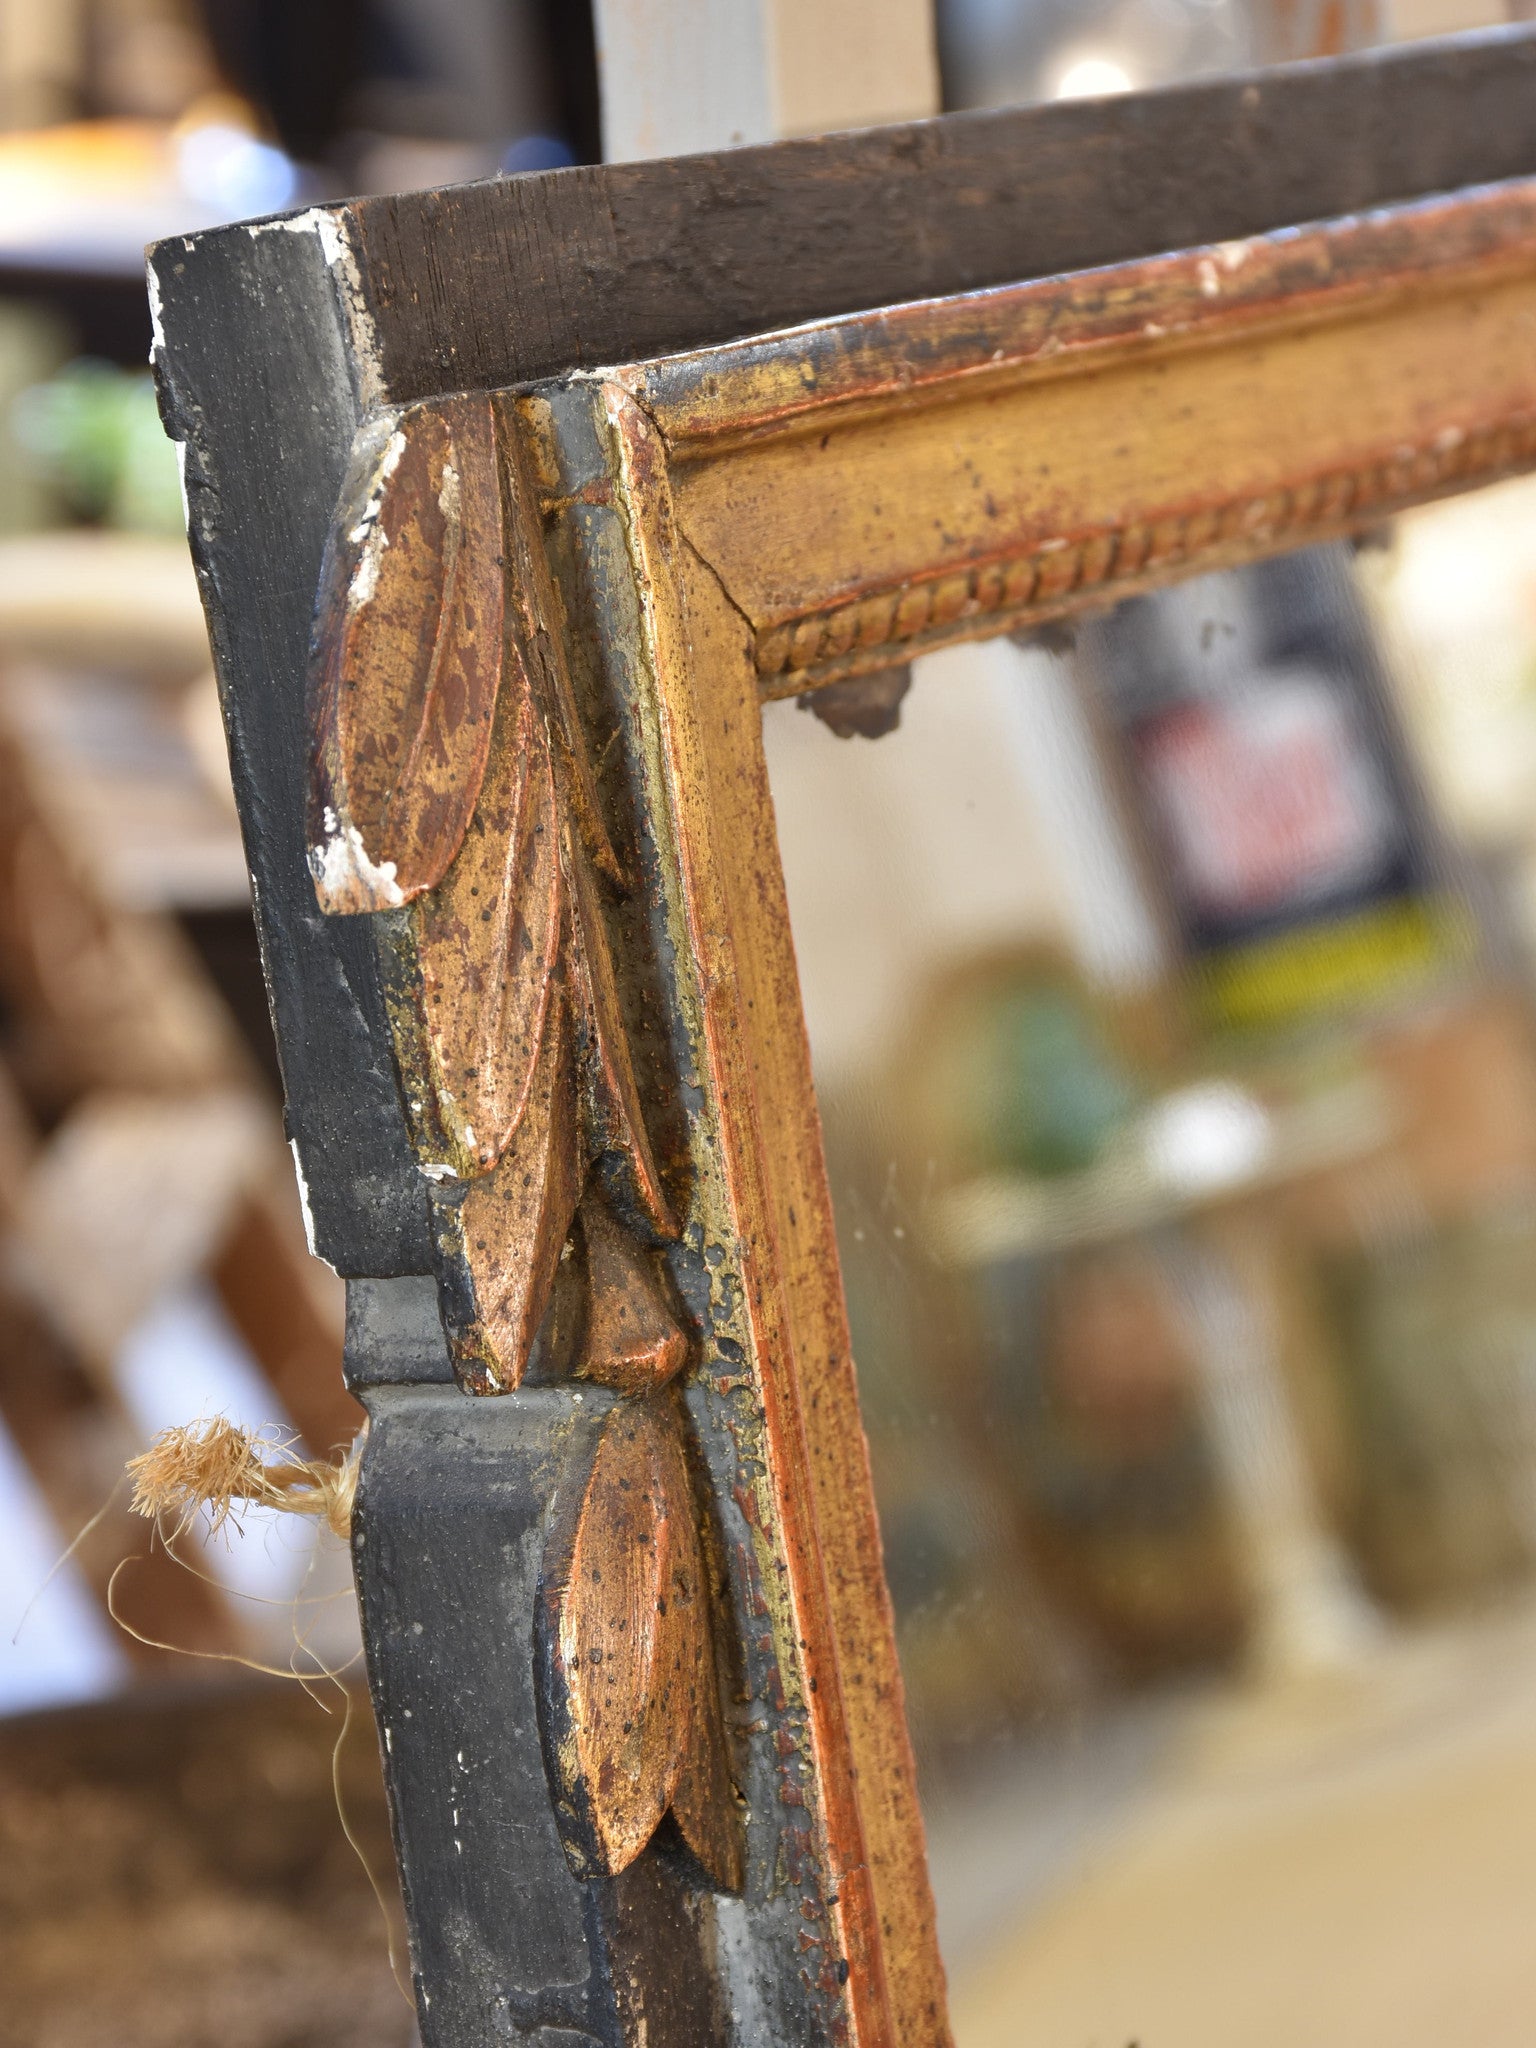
[765, 478, 1536, 2047]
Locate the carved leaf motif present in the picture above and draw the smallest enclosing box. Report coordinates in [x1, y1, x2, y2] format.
[307, 394, 504, 912]
[538, 1397, 742, 1890]
[430, 979, 583, 1396]
[579, 1196, 687, 1392]
[305, 394, 745, 1903]
[306, 395, 682, 1397]
[390, 652, 564, 1180]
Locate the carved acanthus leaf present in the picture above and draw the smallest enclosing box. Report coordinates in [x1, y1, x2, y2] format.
[308, 395, 675, 1393]
[429, 973, 584, 1396]
[307, 395, 505, 912]
[537, 1395, 743, 1891]
[307, 393, 741, 1895]
[382, 631, 564, 1181]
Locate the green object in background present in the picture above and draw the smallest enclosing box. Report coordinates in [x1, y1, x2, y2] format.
[962, 975, 1137, 1178]
[0, 304, 69, 535]
[10, 358, 184, 536]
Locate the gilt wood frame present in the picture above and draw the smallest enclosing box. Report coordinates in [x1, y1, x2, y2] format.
[151, 30, 1536, 2047]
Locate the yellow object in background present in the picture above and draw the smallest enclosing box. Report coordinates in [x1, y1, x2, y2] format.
[1200, 895, 1469, 1030]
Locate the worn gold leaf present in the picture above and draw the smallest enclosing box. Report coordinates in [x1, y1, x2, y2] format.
[431, 981, 583, 1395]
[568, 845, 674, 1236]
[307, 396, 681, 1398]
[308, 394, 504, 912]
[538, 1397, 741, 1885]
[384, 654, 562, 1181]
[578, 1195, 687, 1393]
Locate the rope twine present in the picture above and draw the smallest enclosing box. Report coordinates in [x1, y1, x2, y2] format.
[126, 1418, 358, 1542]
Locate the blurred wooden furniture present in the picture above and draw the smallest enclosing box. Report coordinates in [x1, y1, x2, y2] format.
[0, 538, 347, 1665]
[153, 27, 1536, 2048]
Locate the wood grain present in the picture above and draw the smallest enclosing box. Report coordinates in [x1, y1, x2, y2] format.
[336, 30, 1536, 406]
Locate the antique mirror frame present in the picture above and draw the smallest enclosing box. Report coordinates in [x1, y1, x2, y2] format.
[152, 29, 1536, 2048]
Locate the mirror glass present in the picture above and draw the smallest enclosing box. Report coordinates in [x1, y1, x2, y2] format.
[764, 476, 1536, 2048]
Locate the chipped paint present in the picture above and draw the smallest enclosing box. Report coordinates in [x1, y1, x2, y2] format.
[349, 515, 389, 607]
[348, 428, 408, 547]
[255, 204, 349, 272]
[288, 1136, 319, 1257]
[250, 205, 383, 408]
[346, 426, 408, 606]
[307, 822, 406, 910]
[437, 456, 461, 524]
[145, 257, 167, 362]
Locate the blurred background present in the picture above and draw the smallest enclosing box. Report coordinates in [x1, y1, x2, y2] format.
[1, 1, 1534, 2045]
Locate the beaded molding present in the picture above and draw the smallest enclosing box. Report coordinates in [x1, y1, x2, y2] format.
[757, 413, 1536, 697]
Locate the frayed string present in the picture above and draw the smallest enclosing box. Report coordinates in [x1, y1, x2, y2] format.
[11, 1478, 124, 1647]
[106, 1416, 410, 2008]
[126, 1417, 359, 1542]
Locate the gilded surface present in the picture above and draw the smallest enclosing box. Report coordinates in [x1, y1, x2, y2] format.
[304, 392, 742, 1890]
[625, 180, 1536, 700]
[538, 1393, 743, 1889]
[308, 393, 674, 1394]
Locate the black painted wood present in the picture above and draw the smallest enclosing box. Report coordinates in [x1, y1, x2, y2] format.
[284, 27, 1536, 407]
[151, 224, 430, 1278]
[352, 1376, 615, 2045]
[352, 1347, 731, 2047]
